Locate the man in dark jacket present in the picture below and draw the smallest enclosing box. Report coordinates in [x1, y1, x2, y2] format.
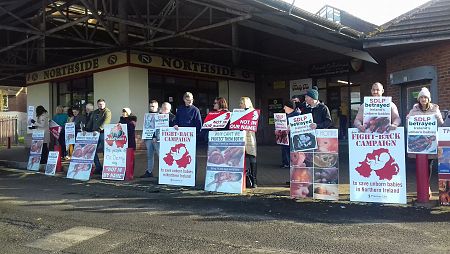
[301, 89, 332, 129]
[85, 99, 112, 174]
[174, 92, 202, 135]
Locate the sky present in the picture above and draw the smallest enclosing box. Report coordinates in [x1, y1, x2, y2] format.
[291, 0, 430, 25]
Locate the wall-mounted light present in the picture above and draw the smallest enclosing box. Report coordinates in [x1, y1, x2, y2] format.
[337, 80, 353, 85]
[15, 87, 24, 97]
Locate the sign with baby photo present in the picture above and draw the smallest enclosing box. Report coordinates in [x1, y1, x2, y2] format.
[27, 129, 44, 171]
[45, 151, 59, 176]
[65, 122, 76, 145]
[437, 127, 450, 206]
[288, 114, 317, 152]
[142, 113, 157, 139]
[290, 129, 339, 201]
[66, 132, 99, 181]
[274, 113, 289, 146]
[363, 96, 392, 133]
[407, 115, 437, 154]
[205, 130, 245, 194]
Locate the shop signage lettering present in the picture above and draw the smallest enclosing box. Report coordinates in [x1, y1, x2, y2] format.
[309, 61, 350, 77]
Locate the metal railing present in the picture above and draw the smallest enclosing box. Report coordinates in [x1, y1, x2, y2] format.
[0, 117, 18, 147]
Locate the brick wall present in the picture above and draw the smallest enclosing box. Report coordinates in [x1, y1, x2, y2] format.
[386, 42, 450, 109]
[7, 93, 27, 112]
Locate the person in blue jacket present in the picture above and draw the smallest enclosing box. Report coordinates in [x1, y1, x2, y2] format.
[174, 92, 202, 136]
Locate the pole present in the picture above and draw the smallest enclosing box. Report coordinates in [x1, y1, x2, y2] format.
[416, 154, 429, 202]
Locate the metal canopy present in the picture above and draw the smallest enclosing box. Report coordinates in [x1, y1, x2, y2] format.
[0, 0, 376, 86]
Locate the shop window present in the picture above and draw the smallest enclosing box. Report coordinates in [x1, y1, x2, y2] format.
[56, 76, 94, 110]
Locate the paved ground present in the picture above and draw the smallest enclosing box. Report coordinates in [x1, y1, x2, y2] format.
[0, 167, 449, 254]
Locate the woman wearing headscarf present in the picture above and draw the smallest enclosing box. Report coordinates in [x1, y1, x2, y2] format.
[407, 87, 444, 198]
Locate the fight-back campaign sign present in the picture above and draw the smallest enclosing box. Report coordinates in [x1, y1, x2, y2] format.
[407, 115, 437, 154]
[288, 114, 317, 151]
[363, 97, 392, 133]
[202, 111, 231, 129]
[290, 129, 339, 200]
[205, 131, 245, 194]
[229, 108, 260, 132]
[142, 113, 157, 139]
[27, 130, 44, 171]
[45, 151, 59, 176]
[159, 127, 196, 186]
[438, 127, 450, 206]
[65, 122, 76, 145]
[103, 124, 128, 180]
[67, 132, 99, 181]
[274, 113, 289, 145]
[348, 128, 406, 204]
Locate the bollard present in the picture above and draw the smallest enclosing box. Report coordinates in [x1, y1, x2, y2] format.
[7, 137, 11, 149]
[125, 148, 135, 180]
[416, 154, 429, 202]
[54, 144, 63, 172]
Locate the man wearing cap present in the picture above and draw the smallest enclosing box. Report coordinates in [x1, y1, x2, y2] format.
[354, 82, 401, 132]
[280, 100, 301, 168]
[301, 89, 332, 129]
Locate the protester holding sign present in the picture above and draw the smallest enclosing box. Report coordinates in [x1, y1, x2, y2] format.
[240, 97, 258, 188]
[32, 105, 50, 164]
[354, 82, 401, 132]
[174, 92, 202, 135]
[407, 87, 444, 198]
[119, 108, 137, 149]
[280, 101, 300, 168]
[142, 100, 159, 178]
[53, 105, 68, 158]
[211, 97, 230, 130]
[85, 99, 112, 174]
[301, 89, 332, 129]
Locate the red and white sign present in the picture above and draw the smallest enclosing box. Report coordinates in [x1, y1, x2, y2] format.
[103, 123, 128, 180]
[202, 111, 231, 129]
[229, 108, 260, 132]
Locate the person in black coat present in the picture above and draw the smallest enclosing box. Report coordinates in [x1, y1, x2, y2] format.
[119, 107, 137, 149]
[301, 89, 332, 129]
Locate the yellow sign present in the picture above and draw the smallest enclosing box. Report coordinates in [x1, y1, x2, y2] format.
[26, 52, 127, 85]
[273, 81, 286, 89]
[130, 53, 254, 81]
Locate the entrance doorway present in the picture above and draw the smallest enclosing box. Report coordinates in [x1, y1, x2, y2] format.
[400, 82, 431, 120]
[148, 73, 218, 118]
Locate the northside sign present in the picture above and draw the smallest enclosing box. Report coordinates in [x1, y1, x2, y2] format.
[229, 108, 260, 132]
[131, 53, 254, 81]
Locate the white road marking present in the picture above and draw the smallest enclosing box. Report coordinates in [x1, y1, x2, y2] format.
[26, 226, 109, 251]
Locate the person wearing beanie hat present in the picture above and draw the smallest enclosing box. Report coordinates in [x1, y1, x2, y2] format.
[278, 99, 301, 168]
[407, 87, 444, 198]
[354, 82, 401, 132]
[302, 89, 332, 129]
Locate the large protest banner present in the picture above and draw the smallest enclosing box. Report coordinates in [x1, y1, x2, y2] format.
[103, 123, 128, 180]
[45, 151, 59, 176]
[288, 114, 317, 152]
[66, 132, 99, 181]
[438, 127, 450, 206]
[348, 128, 406, 204]
[290, 129, 339, 200]
[27, 130, 44, 171]
[204, 131, 245, 194]
[159, 127, 196, 186]
[229, 108, 260, 132]
[407, 115, 437, 154]
[274, 113, 289, 145]
[363, 97, 392, 133]
[202, 111, 231, 129]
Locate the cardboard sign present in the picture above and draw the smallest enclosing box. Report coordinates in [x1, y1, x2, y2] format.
[202, 111, 231, 129]
[65, 122, 76, 145]
[142, 113, 157, 139]
[290, 129, 339, 201]
[205, 131, 245, 194]
[348, 128, 406, 204]
[66, 132, 99, 181]
[438, 127, 450, 206]
[407, 115, 437, 154]
[103, 124, 128, 180]
[159, 127, 196, 186]
[229, 108, 260, 132]
[27, 130, 44, 171]
[288, 114, 317, 152]
[45, 151, 59, 176]
[362, 97, 392, 133]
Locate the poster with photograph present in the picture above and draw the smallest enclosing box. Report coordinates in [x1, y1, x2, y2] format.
[202, 111, 231, 129]
[407, 115, 437, 154]
[437, 127, 450, 206]
[103, 123, 128, 180]
[27, 129, 44, 171]
[65, 122, 76, 145]
[348, 128, 406, 204]
[45, 151, 59, 176]
[363, 96, 392, 133]
[205, 131, 245, 194]
[142, 113, 157, 139]
[159, 127, 196, 186]
[288, 114, 317, 151]
[27, 105, 34, 128]
[290, 129, 339, 200]
[66, 132, 99, 181]
[274, 113, 289, 145]
[229, 108, 260, 132]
